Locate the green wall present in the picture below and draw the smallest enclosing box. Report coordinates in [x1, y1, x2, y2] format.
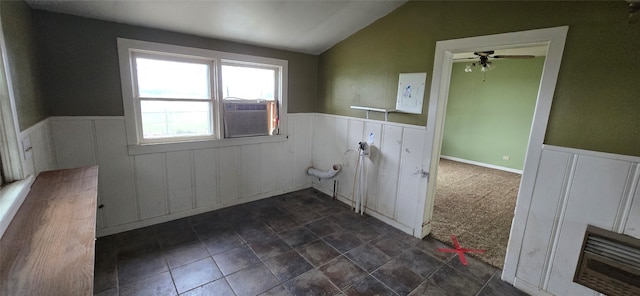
[442, 58, 545, 170]
[318, 1, 640, 157]
[0, 1, 47, 131]
[33, 11, 318, 116]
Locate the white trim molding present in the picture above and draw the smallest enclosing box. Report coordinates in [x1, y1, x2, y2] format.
[440, 155, 523, 174]
[0, 11, 25, 182]
[419, 26, 569, 286]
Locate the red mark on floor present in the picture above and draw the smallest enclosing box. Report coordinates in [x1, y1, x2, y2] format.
[437, 235, 486, 266]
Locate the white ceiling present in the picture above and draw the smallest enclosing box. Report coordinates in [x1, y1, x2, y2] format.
[27, 0, 407, 55]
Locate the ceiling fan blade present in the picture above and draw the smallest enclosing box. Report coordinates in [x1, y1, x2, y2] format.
[473, 50, 495, 57]
[453, 57, 480, 60]
[493, 55, 535, 59]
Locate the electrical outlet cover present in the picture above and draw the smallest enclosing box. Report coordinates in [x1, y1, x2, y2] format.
[22, 137, 32, 160]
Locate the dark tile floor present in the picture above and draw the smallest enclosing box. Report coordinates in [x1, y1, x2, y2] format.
[94, 189, 528, 296]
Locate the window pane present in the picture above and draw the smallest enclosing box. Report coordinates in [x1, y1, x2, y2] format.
[222, 65, 275, 100]
[136, 58, 210, 99]
[140, 100, 211, 139]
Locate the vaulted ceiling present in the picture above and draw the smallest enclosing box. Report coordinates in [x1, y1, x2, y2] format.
[27, 0, 407, 55]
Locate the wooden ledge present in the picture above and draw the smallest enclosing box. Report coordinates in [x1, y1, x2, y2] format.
[0, 166, 98, 295]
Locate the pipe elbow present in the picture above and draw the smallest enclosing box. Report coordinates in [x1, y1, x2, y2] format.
[307, 164, 342, 179]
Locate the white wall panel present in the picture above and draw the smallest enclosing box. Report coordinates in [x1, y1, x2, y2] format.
[20, 119, 57, 178]
[241, 144, 262, 197]
[194, 148, 219, 207]
[395, 128, 426, 226]
[277, 138, 294, 191]
[376, 125, 403, 218]
[261, 143, 278, 194]
[625, 170, 640, 238]
[134, 154, 167, 219]
[219, 146, 240, 203]
[546, 155, 630, 296]
[310, 115, 428, 234]
[339, 120, 364, 200]
[363, 122, 382, 209]
[44, 115, 311, 236]
[511, 146, 640, 296]
[312, 115, 331, 168]
[293, 116, 312, 187]
[94, 119, 137, 227]
[312, 116, 350, 192]
[51, 119, 96, 169]
[166, 151, 194, 213]
[515, 149, 571, 287]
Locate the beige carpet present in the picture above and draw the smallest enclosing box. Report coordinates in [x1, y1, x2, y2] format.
[430, 158, 521, 268]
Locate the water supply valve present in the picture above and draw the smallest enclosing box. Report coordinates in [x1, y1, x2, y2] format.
[358, 141, 370, 156]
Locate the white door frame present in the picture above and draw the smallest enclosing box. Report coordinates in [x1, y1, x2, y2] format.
[0, 10, 25, 182]
[414, 26, 569, 284]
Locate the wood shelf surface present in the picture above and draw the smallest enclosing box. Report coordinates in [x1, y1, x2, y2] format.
[0, 166, 98, 296]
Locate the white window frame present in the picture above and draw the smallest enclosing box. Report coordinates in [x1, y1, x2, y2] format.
[117, 38, 288, 155]
[220, 60, 281, 137]
[0, 10, 37, 239]
[131, 51, 217, 144]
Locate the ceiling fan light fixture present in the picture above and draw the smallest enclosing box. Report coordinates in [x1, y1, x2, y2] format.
[465, 64, 473, 72]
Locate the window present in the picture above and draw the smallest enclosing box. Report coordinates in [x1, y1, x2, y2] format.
[133, 54, 214, 142]
[118, 38, 287, 150]
[221, 63, 279, 138]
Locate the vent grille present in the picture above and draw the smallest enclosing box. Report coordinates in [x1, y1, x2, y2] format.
[574, 225, 640, 296]
[585, 236, 640, 269]
[223, 100, 269, 138]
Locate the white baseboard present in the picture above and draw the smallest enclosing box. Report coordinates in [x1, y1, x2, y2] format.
[96, 184, 311, 237]
[311, 184, 415, 236]
[440, 155, 523, 174]
[512, 277, 555, 296]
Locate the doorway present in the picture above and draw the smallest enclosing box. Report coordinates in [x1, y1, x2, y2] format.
[430, 48, 545, 268]
[414, 26, 568, 283]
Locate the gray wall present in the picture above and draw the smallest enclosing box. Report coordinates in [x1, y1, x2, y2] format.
[33, 10, 318, 116]
[1, 1, 47, 131]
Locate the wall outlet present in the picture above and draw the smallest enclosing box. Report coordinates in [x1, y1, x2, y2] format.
[22, 136, 32, 160]
[502, 155, 510, 161]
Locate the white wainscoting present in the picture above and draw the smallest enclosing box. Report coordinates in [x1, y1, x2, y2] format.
[19, 118, 57, 178]
[50, 114, 313, 236]
[510, 145, 640, 296]
[310, 114, 428, 235]
[23, 114, 640, 296]
[0, 119, 56, 239]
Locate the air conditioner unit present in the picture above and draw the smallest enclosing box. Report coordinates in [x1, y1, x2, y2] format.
[223, 99, 269, 138]
[573, 225, 640, 296]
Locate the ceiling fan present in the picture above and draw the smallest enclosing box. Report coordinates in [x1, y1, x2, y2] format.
[457, 50, 535, 81]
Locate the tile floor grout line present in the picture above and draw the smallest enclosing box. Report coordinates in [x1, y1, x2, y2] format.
[475, 271, 498, 296]
[96, 188, 519, 296]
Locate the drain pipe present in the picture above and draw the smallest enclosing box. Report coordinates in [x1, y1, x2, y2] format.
[307, 164, 342, 179]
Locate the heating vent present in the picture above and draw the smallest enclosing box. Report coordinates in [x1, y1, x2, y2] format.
[574, 225, 640, 296]
[223, 99, 269, 138]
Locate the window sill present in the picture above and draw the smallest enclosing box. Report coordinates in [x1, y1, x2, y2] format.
[128, 134, 289, 155]
[0, 175, 36, 239]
